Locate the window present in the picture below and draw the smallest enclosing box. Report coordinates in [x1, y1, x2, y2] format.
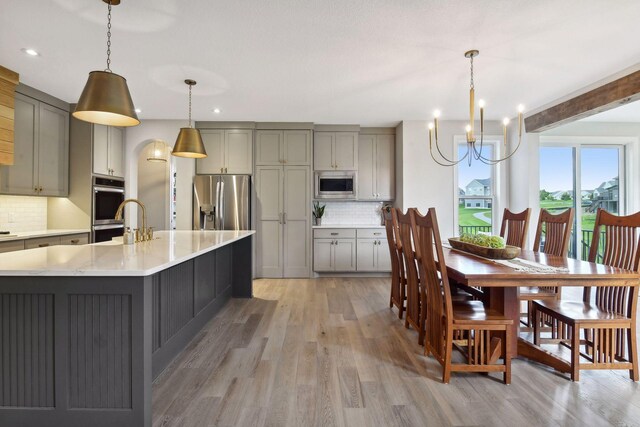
[539, 142, 624, 260]
[457, 143, 495, 235]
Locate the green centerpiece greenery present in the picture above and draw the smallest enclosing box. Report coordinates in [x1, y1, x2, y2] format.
[459, 233, 506, 249]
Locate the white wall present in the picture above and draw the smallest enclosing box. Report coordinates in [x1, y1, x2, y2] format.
[137, 141, 170, 230]
[125, 120, 195, 230]
[396, 120, 506, 238]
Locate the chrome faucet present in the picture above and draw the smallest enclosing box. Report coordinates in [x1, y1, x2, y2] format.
[115, 199, 151, 242]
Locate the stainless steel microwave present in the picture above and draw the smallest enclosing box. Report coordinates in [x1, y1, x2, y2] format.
[314, 171, 357, 199]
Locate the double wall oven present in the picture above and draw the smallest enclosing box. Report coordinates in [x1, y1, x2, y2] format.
[92, 177, 125, 242]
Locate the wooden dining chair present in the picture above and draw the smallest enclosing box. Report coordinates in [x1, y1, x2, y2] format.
[410, 207, 513, 384]
[533, 208, 640, 381]
[500, 208, 531, 248]
[520, 208, 574, 328]
[395, 209, 422, 341]
[385, 209, 406, 319]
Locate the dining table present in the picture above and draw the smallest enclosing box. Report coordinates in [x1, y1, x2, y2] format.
[442, 247, 640, 374]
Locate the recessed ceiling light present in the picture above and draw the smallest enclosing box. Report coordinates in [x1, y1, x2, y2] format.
[213, 108, 221, 114]
[21, 48, 40, 56]
[135, 108, 142, 113]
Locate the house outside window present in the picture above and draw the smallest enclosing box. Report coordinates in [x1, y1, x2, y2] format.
[457, 142, 496, 235]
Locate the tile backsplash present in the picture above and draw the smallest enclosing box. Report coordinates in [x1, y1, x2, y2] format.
[319, 201, 384, 225]
[0, 196, 47, 232]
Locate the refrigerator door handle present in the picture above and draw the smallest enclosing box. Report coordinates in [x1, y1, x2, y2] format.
[219, 179, 225, 230]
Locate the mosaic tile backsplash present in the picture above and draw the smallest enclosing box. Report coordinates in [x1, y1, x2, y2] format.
[0, 196, 47, 232]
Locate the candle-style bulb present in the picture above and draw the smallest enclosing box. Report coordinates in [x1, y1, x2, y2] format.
[502, 117, 510, 126]
[517, 104, 525, 113]
[465, 124, 471, 132]
[428, 123, 434, 130]
[478, 99, 486, 108]
[433, 109, 441, 119]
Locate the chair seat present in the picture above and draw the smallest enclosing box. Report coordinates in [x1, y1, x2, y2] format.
[519, 286, 557, 300]
[453, 301, 513, 325]
[532, 300, 631, 324]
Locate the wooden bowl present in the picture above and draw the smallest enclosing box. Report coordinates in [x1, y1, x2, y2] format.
[448, 237, 520, 260]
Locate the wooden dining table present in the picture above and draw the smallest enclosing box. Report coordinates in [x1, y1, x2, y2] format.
[442, 247, 640, 374]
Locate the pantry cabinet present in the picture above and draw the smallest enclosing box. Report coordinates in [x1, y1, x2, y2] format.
[93, 124, 124, 178]
[197, 129, 253, 174]
[313, 131, 357, 171]
[358, 134, 394, 200]
[255, 130, 311, 166]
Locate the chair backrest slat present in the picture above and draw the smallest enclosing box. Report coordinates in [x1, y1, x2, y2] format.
[396, 209, 420, 325]
[532, 208, 574, 257]
[500, 208, 531, 248]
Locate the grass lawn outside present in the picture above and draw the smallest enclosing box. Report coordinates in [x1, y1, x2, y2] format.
[458, 206, 492, 227]
[540, 199, 596, 232]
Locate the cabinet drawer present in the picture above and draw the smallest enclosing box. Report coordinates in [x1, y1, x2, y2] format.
[0, 240, 25, 253]
[313, 228, 356, 239]
[356, 228, 385, 239]
[24, 236, 61, 249]
[60, 233, 89, 245]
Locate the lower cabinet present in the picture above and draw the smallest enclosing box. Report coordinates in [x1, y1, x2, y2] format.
[313, 227, 391, 272]
[0, 232, 89, 253]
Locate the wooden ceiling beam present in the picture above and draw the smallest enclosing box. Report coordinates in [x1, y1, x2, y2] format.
[524, 70, 640, 133]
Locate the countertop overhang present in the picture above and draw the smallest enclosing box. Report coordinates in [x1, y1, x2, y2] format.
[0, 230, 255, 277]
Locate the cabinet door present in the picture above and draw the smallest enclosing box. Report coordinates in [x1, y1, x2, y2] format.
[334, 132, 358, 170]
[357, 135, 375, 200]
[92, 124, 110, 176]
[356, 238, 376, 271]
[334, 239, 356, 271]
[197, 130, 225, 174]
[375, 135, 395, 200]
[283, 166, 310, 277]
[313, 132, 334, 170]
[256, 166, 284, 277]
[313, 239, 333, 271]
[376, 241, 392, 272]
[225, 129, 252, 174]
[0, 240, 24, 253]
[108, 126, 124, 178]
[38, 103, 69, 196]
[1, 93, 37, 195]
[284, 130, 311, 165]
[255, 130, 283, 165]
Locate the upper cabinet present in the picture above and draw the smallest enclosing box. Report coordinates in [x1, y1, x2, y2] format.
[255, 130, 311, 166]
[358, 133, 394, 201]
[197, 129, 253, 174]
[92, 124, 124, 178]
[313, 131, 357, 171]
[0, 93, 69, 196]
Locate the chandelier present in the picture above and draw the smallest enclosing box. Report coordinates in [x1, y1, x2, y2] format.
[428, 50, 524, 166]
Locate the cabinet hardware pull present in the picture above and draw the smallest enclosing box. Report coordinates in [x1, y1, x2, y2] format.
[70, 239, 79, 244]
[221, 167, 224, 173]
[38, 243, 50, 248]
[283, 213, 287, 224]
[330, 232, 338, 236]
[335, 240, 338, 245]
[374, 232, 382, 235]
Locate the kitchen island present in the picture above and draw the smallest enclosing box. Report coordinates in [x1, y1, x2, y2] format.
[0, 230, 254, 427]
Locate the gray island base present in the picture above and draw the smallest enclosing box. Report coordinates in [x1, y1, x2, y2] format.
[0, 230, 254, 427]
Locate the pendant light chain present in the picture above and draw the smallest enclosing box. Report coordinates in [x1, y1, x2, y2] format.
[105, 1, 112, 72]
[188, 84, 193, 128]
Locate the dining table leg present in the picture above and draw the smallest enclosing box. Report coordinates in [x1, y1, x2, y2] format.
[487, 287, 520, 357]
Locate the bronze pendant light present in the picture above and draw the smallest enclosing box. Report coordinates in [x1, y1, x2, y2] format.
[172, 80, 207, 158]
[73, 0, 140, 127]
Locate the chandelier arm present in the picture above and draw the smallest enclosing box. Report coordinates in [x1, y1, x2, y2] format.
[429, 143, 468, 167]
[432, 137, 460, 164]
[475, 133, 524, 164]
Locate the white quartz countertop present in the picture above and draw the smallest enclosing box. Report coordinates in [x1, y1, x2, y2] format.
[0, 230, 254, 277]
[312, 224, 384, 229]
[0, 229, 90, 242]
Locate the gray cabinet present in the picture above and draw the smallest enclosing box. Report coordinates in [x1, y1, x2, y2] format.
[197, 129, 253, 174]
[1, 93, 69, 196]
[255, 130, 311, 166]
[93, 124, 124, 178]
[313, 131, 357, 171]
[256, 165, 311, 278]
[358, 134, 394, 200]
[356, 228, 391, 272]
[0, 232, 89, 254]
[313, 228, 357, 272]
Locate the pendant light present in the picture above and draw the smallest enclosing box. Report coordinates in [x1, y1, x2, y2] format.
[73, 0, 140, 127]
[147, 140, 167, 162]
[172, 80, 207, 158]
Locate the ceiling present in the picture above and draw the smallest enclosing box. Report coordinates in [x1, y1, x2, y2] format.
[1, 0, 639, 126]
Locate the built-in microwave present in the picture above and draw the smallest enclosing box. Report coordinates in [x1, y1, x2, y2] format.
[314, 171, 357, 199]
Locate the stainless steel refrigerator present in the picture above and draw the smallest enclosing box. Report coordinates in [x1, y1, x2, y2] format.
[193, 175, 251, 230]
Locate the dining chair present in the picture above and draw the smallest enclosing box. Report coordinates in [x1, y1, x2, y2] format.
[500, 208, 531, 248]
[410, 207, 513, 384]
[385, 209, 406, 319]
[395, 208, 422, 340]
[533, 208, 640, 381]
[520, 208, 574, 328]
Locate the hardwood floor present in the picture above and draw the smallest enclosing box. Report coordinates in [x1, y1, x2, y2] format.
[152, 278, 640, 427]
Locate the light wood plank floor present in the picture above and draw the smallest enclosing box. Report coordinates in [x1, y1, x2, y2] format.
[152, 278, 640, 427]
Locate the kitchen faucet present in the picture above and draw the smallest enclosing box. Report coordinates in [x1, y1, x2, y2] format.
[114, 199, 152, 242]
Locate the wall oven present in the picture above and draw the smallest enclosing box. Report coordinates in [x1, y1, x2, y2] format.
[314, 171, 357, 200]
[92, 177, 125, 242]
